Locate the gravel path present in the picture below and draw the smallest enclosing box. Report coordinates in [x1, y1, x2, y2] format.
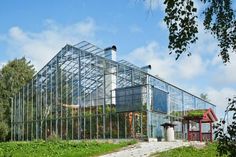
[100, 141, 189, 157]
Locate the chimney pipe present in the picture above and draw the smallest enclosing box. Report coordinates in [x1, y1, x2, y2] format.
[141, 65, 151, 73]
[104, 45, 117, 61]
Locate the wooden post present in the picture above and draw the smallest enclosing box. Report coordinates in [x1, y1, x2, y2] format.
[199, 119, 202, 142]
[210, 122, 212, 142]
[187, 120, 190, 142]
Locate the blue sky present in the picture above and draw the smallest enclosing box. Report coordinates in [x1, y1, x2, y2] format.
[0, 0, 236, 118]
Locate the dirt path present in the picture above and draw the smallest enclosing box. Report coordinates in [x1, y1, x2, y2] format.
[100, 141, 189, 157]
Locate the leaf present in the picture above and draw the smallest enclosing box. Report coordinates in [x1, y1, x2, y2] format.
[192, 8, 197, 12]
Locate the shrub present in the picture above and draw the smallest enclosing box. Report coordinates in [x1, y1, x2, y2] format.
[0, 148, 3, 157]
[214, 97, 236, 157]
[47, 132, 60, 142]
[0, 122, 9, 141]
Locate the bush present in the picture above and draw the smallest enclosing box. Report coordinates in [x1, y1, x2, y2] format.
[0, 122, 9, 141]
[214, 97, 236, 157]
[47, 132, 60, 142]
[0, 148, 3, 157]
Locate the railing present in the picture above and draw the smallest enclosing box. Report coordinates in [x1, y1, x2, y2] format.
[189, 131, 212, 141]
[202, 133, 212, 142]
[189, 131, 199, 141]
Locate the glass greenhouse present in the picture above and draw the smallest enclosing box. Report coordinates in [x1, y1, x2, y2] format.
[11, 41, 216, 141]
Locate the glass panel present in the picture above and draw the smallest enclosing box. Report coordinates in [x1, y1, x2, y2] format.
[153, 87, 168, 113]
[116, 85, 147, 112]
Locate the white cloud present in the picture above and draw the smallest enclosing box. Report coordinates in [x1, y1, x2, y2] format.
[128, 41, 174, 79]
[74, 18, 96, 37]
[155, 15, 236, 85]
[0, 62, 5, 69]
[190, 20, 236, 85]
[177, 54, 206, 79]
[128, 41, 206, 81]
[214, 54, 236, 84]
[3, 18, 97, 70]
[207, 87, 236, 117]
[193, 21, 236, 85]
[193, 22, 219, 55]
[127, 41, 236, 118]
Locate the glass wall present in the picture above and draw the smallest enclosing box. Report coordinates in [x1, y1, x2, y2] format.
[11, 41, 216, 141]
[147, 76, 216, 139]
[11, 42, 148, 141]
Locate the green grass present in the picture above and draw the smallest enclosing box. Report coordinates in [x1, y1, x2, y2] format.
[186, 110, 205, 118]
[0, 140, 136, 157]
[151, 143, 227, 157]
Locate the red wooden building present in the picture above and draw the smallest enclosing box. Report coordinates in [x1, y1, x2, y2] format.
[183, 108, 218, 142]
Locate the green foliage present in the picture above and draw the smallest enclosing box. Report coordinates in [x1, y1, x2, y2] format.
[164, 0, 198, 60]
[170, 111, 182, 117]
[0, 122, 9, 141]
[0, 57, 35, 140]
[214, 97, 236, 157]
[0, 140, 136, 157]
[162, 0, 236, 63]
[186, 110, 205, 118]
[0, 148, 3, 157]
[202, 0, 236, 63]
[151, 143, 225, 157]
[47, 132, 61, 142]
[0, 57, 35, 98]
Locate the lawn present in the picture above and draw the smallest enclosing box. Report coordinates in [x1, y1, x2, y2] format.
[151, 143, 227, 157]
[0, 140, 136, 157]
